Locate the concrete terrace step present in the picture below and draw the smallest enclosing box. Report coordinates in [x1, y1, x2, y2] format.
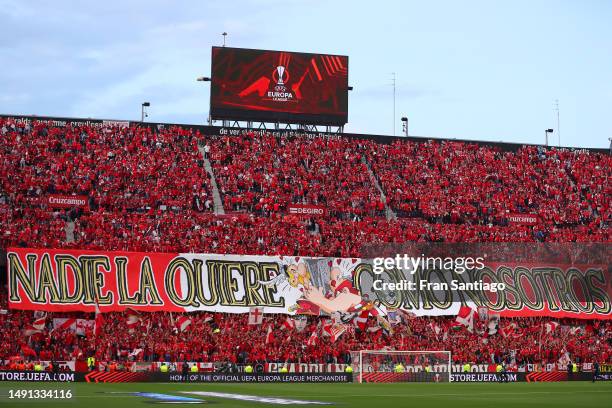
[361, 155, 397, 220]
[198, 144, 225, 215]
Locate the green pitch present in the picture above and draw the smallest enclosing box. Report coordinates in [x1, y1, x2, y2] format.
[0, 381, 610, 407]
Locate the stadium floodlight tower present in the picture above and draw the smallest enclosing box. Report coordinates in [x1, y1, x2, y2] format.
[196, 76, 212, 124]
[141, 102, 150, 122]
[351, 350, 452, 383]
[544, 128, 553, 146]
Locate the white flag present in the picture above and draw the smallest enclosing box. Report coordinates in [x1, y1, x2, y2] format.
[175, 316, 192, 332]
[248, 307, 264, 325]
[52, 318, 77, 333]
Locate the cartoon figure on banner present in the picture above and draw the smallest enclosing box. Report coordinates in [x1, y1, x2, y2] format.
[261, 257, 311, 290]
[286, 261, 312, 291]
[261, 258, 391, 332]
[261, 257, 314, 312]
[303, 258, 364, 314]
[262, 258, 363, 315]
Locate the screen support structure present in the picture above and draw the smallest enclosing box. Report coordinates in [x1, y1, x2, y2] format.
[220, 120, 344, 134]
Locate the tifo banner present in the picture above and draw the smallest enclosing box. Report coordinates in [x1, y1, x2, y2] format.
[287, 204, 326, 216]
[7, 247, 611, 319]
[45, 194, 88, 209]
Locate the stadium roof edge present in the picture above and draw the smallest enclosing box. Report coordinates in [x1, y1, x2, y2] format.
[0, 113, 607, 154]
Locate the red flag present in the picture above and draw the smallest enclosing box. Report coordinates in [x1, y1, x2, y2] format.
[24, 311, 47, 335]
[455, 306, 476, 332]
[329, 324, 346, 342]
[126, 308, 142, 333]
[94, 299, 104, 337]
[76, 319, 95, 336]
[544, 321, 560, 335]
[282, 317, 296, 330]
[175, 316, 192, 332]
[32, 312, 47, 331]
[321, 319, 333, 336]
[306, 330, 318, 346]
[429, 321, 441, 336]
[23, 324, 43, 336]
[353, 310, 370, 331]
[20, 344, 37, 357]
[265, 325, 275, 344]
[51, 318, 76, 333]
[500, 322, 523, 338]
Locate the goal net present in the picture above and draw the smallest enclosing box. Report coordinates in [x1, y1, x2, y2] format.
[350, 350, 451, 383]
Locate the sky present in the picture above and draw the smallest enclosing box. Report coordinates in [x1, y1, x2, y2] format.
[1, 0, 611, 148]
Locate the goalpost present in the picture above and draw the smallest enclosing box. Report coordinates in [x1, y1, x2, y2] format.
[350, 350, 452, 383]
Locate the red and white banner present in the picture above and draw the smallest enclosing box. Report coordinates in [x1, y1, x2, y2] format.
[455, 306, 476, 332]
[52, 318, 77, 332]
[507, 213, 539, 225]
[51, 318, 94, 335]
[102, 120, 130, 128]
[76, 319, 95, 336]
[44, 194, 89, 209]
[6, 247, 611, 319]
[306, 330, 318, 346]
[265, 325, 274, 344]
[126, 308, 141, 332]
[287, 204, 326, 217]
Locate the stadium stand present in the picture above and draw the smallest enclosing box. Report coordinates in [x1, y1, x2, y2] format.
[1, 303, 610, 370]
[366, 139, 608, 229]
[209, 132, 384, 218]
[1, 119, 213, 249]
[0, 117, 610, 370]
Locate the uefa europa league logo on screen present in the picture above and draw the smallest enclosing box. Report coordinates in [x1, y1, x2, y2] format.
[273, 65, 288, 86]
[270, 64, 293, 100]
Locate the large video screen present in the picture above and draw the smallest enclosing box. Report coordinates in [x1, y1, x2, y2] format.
[210, 47, 348, 125]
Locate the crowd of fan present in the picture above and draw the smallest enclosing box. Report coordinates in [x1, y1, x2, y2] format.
[366, 139, 609, 229]
[209, 133, 384, 219]
[1, 119, 213, 250]
[1, 303, 610, 369]
[1, 119, 610, 370]
[2, 120, 610, 255]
